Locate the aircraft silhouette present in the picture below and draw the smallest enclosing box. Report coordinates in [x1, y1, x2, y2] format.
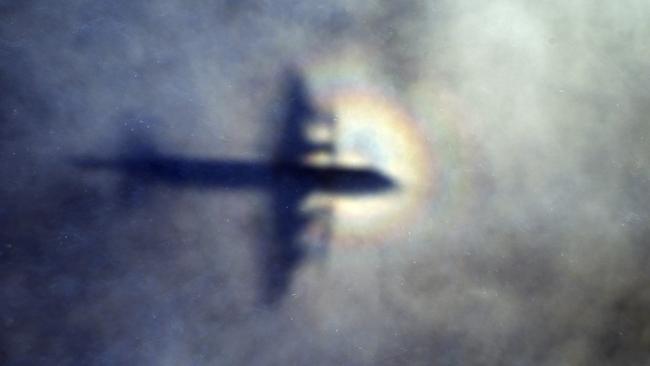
[74, 69, 397, 305]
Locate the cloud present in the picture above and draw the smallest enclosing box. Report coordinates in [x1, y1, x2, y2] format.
[1, 1, 649, 364]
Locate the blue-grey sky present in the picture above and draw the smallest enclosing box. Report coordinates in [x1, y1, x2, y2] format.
[1, 1, 649, 365]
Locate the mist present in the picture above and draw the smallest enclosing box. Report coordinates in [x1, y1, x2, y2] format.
[2, 1, 649, 365]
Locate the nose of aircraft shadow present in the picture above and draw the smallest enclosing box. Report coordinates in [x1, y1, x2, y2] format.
[365, 171, 398, 192]
[328, 168, 398, 194]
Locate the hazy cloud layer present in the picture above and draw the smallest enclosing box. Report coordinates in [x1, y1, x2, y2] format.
[2, 1, 649, 365]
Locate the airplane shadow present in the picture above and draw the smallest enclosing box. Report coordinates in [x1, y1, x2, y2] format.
[73, 69, 396, 306]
